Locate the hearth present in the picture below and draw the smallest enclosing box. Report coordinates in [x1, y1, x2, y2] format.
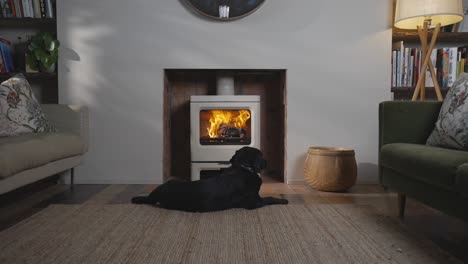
[164, 69, 286, 182]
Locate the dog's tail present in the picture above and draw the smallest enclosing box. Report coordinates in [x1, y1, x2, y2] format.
[131, 187, 161, 204]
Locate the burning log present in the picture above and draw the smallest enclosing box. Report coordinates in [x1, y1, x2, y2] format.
[218, 124, 246, 138]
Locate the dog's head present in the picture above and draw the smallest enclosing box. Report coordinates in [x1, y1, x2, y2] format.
[229, 147, 267, 173]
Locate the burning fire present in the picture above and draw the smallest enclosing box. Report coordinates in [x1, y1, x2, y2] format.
[207, 110, 251, 138]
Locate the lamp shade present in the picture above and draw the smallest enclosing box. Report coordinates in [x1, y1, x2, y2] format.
[394, 0, 464, 29]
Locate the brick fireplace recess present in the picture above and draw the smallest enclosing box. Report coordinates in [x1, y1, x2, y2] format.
[164, 69, 286, 182]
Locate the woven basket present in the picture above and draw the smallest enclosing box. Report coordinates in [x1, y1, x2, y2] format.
[304, 147, 357, 192]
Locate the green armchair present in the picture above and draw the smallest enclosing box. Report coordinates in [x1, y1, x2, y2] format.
[379, 101, 468, 221]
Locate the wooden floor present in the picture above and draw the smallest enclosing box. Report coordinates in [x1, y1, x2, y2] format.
[1, 178, 468, 262]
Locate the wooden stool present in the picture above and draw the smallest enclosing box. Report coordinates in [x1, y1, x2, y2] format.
[304, 147, 357, 192]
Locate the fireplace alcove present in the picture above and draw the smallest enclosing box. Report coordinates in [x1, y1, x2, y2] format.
[163, 69, 286, 182]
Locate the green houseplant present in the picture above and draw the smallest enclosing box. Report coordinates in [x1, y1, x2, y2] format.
[26, 32, 60, 73]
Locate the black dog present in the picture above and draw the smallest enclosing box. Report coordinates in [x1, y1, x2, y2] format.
[131, 147, 288, 212]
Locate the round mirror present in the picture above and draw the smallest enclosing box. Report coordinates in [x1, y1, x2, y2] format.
[186, 0, 265, 21]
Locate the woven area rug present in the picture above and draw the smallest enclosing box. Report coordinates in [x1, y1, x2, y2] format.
[0, 204, 460, 264]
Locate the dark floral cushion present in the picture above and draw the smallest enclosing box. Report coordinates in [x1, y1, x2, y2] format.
[0, 74, 56, 137]
[427, 73, 468, 150]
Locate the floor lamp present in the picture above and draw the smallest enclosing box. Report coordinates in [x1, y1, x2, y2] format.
[394, 0, 464, 101]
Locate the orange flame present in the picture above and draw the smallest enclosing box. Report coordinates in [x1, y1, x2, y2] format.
[207, 110, 251, 138]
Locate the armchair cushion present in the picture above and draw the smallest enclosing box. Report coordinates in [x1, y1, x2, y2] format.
[427, 73, 468, 150]
[381, 143, 468, 190]
[0, 74, 55, 137]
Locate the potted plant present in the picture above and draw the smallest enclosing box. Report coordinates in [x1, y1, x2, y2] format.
[26, 32, 60, 73]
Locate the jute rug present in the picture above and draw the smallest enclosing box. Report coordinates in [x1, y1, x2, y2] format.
[0, 204, 460, 264]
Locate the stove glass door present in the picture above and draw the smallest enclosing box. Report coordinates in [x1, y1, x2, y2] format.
[199, 109, 251, 145]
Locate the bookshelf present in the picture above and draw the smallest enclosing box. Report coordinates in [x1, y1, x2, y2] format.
[0, 15, 58, 103]
[392, 28, 468, 100]
[0, 17, 56, 26]
[391, 87, 450, 100]
[393, 31, 468, 43]
[0, 72, 56, 81]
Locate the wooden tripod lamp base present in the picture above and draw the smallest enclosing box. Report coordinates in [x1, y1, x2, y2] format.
[411, 22, 443, 101]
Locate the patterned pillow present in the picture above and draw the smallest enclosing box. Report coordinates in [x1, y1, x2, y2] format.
[0, 74, 56, 137]
[426, 73, 468, 150]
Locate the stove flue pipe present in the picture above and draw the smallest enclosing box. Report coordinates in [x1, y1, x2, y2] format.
[216, 71, 235, 95]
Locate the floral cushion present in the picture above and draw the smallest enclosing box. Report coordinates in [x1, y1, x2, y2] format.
[426, 73, 468, 150]
[0, 74, 56, 137]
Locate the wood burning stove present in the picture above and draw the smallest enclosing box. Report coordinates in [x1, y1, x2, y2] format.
[190, 95, 260, 180]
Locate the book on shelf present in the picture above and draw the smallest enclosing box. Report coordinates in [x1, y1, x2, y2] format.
[0, 37, 15, 73]
[448, 47, 458, 87]
[32, 0, 39, 17]
[403, 47, 409, 86]
[392, 41, 404, 87]
[14, 0, 22, 17]
[9, 0, 16, 17]
[408, 52, 414, 87]
[438, 48, 449, 87]
[391, 42, 468, 89]
[44, 0, 51, 18]
[27, 0, 31, 17]
[28, 0, 34, 17]
[0, 48, 6, 73]
[391, 51, 397, 87]
[0, 0, 11, 17]
[21, 0, 32, 18]
[26, 0, 33, 18]
[460, 57, 466, 76]
[21, 0, 27, 17]
[0, 0, 52, 18]
[412, 48, 420, 87]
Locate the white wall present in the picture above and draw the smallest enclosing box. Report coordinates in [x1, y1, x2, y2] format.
[57, 0, 393, 184]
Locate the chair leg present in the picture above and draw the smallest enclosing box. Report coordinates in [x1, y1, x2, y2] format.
[398, 193, 406, 218]
[70, 168, 75, 189]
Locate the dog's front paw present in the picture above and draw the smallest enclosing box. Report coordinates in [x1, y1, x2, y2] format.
[279, 199, 289, 205]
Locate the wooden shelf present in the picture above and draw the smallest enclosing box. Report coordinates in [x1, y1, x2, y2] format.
[391, 87, 450, 100]
[393, 30, 468, 43]
[391, 87, 450, 92]
[0, 72, 57, 81]
[0, 18, 56, 27]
